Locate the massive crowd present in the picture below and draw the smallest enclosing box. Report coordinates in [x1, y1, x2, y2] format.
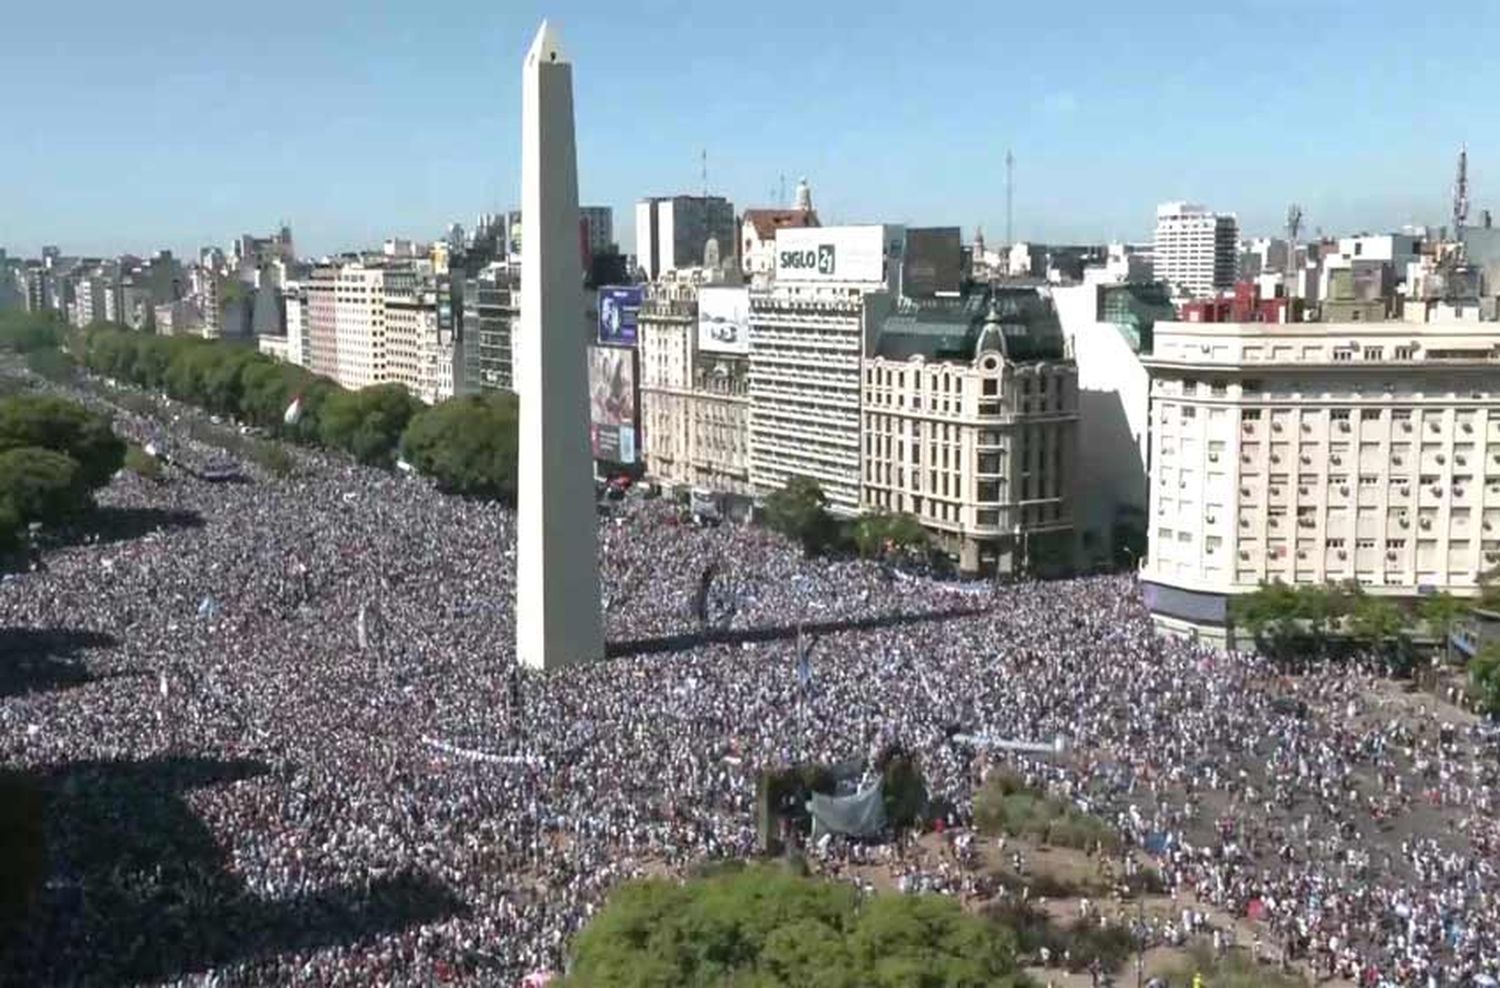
[3, 386, 1500, 987]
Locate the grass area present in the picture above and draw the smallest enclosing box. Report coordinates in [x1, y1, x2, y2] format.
[123, 444, 162, 481]
[1152, 940, 1309, 988]
[974, 771, 1121, 853]
[985, 899, 1136, 974]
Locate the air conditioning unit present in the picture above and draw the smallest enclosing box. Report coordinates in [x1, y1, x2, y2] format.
[1340, 485, 1350, 495]
[1209, 452, 1219, 462]
[1431, 485, 1443, 496]
[1437, 454, 1446, 465]
[1420, 517, 1433, 529]
[1338, 550, 1348, 560]
[1239, 550, 1250, 560]
[1393, 456, 1403, 466]
[1403, 422, 1413, 432]
[1240, 518, 1250, 527]
[1240, 487, 1251, 497]
[1456, 456, 1467, 466]
[1241, 453, 1252, 463]
[1387, 551, 1398, 561]
[1339, 422, 1351, 433]
[1400, 517, 1410, 528]
[1464, 423, 1474, 433]
[1271, 455, 1281, 464]
[1331, 455, 1343, 465]
[1400, 487, 1410, 497]
[1301, 423, 1312, 433]
[1272, 422, 1283, 432]
[1431, 423, 1442, 433]
[1300, 455, 1312, 464]
[1297, 550, 1308, 560]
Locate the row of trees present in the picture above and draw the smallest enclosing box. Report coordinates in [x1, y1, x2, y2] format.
[763, 475, 931, 563]
[62, 322, 520, 496]
[0, 393, 125, 548]
[1229, 579, 1468, 664]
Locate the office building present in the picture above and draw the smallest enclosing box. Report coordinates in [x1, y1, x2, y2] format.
[635, 194, 736, 281]
[464, 265, 520, 393]
[748, 224, 904, 513]
[1153, 202, 1237, 297]
[1141, 320, 1500, 646]
[580, 205, 613, 261]
[304, 265, 340, 380]
[862, 288, 1078, 575]
[638, 270, 753, 496]
[741, 180, 819, 283]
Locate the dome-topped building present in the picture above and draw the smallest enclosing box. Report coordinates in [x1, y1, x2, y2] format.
[862, 284, 1078, 576]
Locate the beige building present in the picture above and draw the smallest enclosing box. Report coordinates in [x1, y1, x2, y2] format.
[863, 289, 1078, 575]
[382, 268, 444, 402]
[638, 270, 753, 496]
[1142, 320, 1500, 645]
[305, 265, 339, 381]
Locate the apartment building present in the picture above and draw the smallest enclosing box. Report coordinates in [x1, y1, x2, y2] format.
[382, 267, 445, 402]
[638, 271, 753, 496]
[464, 265, 519, 393]
[747, 224, 904, 513]
[862, 288, 1078, 575]
[304, 265, 339, 381]
[1142, 321, 1500, 645]
[1153, 202, 1237, 298]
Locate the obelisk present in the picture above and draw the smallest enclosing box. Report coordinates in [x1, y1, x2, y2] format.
[515, 21, 604, 670]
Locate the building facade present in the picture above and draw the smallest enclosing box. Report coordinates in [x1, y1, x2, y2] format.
[304, 265, 339, 381]
[863, 290, 1078, 575]
[635, 195, 736, 281]
[464, 265, 519, 393]
[1153, 202, 1238, 298]
[747, 225, 905, 513]
[638, 271, 752, 496]
[1141, 321, 1500, 646]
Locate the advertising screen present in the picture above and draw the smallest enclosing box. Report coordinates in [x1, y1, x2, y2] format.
[597, 285, 643, 346]
[773, 224, 903, 285]
[902, 227, 963, 297]
[696, 286, 750, 355]
[588, 345, 638, 464]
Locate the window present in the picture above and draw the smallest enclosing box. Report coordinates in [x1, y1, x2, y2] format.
[1182, 406, 1196, 419]
[1395, 346, 1415, 360]
[1363, 347, 1382, 360]
[1392, 409, 1412, 420]
[1333, 349, 1354, 362]
[1361, 409, 1382, 420]
[1330, 409, 1350, 420]
[1242, 409, 1262, 421]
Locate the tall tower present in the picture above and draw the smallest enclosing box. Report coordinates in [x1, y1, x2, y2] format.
[516, 21, 604, 671]
[1453, 144, 1470, 240]
[1005, 149, 1015, 246]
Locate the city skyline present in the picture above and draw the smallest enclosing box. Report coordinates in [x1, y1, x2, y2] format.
[4, 0, 1499, 259]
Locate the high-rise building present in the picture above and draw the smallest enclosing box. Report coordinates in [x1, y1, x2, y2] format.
[862, 288, 1078, 575]
[464, 265, 519, 393]
[747, 224, 905, 513]
[635, 195, 736, 281]
[304, 265, 339, 380]
[579, 205, 613, 261]
[638, 271, 753, 496]
[1141, 320, 1500, 647]
[1153, 202, 1237, 297]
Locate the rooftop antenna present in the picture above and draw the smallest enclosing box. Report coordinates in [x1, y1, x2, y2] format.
[779, 173, 786, 207]
[1453, 143, 1470, 241]
[1005, 149, 1015, 246]
[701, 148, 708, 197]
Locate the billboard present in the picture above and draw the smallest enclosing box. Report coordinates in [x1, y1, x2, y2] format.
[588, 346, 637, 464]
[697, 286, 750, 355]
[902, 227, 963, 297]
[597, 285, 642, 346]
[773, 224, 904, 285]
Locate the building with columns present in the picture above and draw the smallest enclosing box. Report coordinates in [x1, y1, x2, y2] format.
[1142, 320, 1500, 646]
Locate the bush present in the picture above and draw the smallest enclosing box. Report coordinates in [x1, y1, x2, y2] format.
[0, 447, 91, 526]
[123, 444, 162, 481]
[24, 347, 75, 383]
[0, 393, 125, 489]
[973, 775, 1119, 853]
[1469, 645, 1500, 717]
[1153, 940, 1308, 988]
[564, 863, 1026, 988]
[400, 393, 520, 502]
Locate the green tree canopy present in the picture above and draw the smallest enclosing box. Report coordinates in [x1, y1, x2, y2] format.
[851, 511, 929, 561]
[563, 864, 1024, 988]
[400, 393, 520, 502]
[765, 476, 839, 556]
[1470, 645, 1500, 718]
[0, 447, 91, 526]
[0, 394, 124, 488]
[0, 311, 64, 353]
[318, 383, 424, 466]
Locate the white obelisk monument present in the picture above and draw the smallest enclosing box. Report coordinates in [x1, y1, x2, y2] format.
[515, 21, 604, 671]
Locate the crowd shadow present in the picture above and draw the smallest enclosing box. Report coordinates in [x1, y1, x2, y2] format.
[605, 605, 986, 659]
[0, 628, 117, 699]
[0, 754, 464, 985]
[57, 506, 206, 548]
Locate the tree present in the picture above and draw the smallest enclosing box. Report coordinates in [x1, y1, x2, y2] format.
[23, 347, 75, 383]
[562, 863, 1024, 988]
[1419, 591, 1468, 665]
[1348, 594, 1408, 669]
[0, 312, 63, 353]
[0, 447, 90, 526]
[851, 511, 929, 561]
[1468, 644, 1500, 718]
[318, 384, 423, 466]
[765, 476, 839, 556]
[400, 394, 520, 502]
[0, 394, 124, 489]
[1228, 580, 1303, 654]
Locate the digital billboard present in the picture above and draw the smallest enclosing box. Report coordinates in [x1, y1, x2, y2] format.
[902, 227, 963, 298]
[697, 286, 750, 355]
[773, 224, 904, 285]
[597, 285, 643, 346]
[588, 345, 638, 464]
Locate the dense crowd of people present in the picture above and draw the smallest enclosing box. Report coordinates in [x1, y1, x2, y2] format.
[3, 384, 1500, 986]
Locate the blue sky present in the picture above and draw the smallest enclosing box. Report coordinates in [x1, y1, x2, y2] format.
[3, 0, 1496, 259]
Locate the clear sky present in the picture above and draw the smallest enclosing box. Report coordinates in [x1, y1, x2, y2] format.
[4, 0, 1497, 259]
